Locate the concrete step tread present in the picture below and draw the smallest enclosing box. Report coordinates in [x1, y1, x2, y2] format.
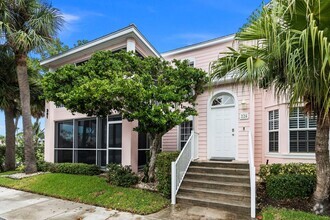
[179, 187, 251, 197]
[189, 166, 249, 171]
[183, 178, 250, 187]
[176, 195, 251, 209]
[186, 172, 250, 179]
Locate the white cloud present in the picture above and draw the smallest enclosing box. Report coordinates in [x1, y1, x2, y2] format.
[62, 13, 80, 23]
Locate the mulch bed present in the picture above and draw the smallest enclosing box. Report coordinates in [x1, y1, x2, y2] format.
[257, 181, 314, 213]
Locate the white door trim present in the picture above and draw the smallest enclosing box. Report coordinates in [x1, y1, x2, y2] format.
[207, 90, 238, 160]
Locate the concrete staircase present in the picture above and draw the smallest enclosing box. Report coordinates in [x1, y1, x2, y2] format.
[176, 161, 251, 219]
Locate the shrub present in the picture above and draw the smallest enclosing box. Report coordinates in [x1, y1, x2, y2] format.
[37, 161, 56, 172]
[259, 163, 316, 181]
[107, 163, 138, 187]
[0, 146, 5, 172]
[54, 163, 101, 175]
[155, 151, 179, 198]
[266, 174, 316, 199]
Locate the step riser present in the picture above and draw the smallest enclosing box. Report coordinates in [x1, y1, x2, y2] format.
[178, 189, 251, 204]
[188, 167, 249, 176]
[185, 173, 250, 184]
[181, 181, 250, 195]
[191, 162, 249, 169]
[176, 197, 250, 219]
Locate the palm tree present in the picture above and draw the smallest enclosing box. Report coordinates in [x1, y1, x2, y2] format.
[212, 0, 330, 214]
[0, 45, 19, 171]
[0, 46, 45, 171]
[0, 0, 63, 173]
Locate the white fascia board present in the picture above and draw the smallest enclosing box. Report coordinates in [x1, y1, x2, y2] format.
[40, 26, 160, 67]
[161, 35, 235, 57]
[40, 28, 134, 66]
[132, 29, 160, 58]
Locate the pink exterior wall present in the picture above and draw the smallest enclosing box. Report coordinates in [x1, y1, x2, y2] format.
[162, 126, 178, 151]
[162, 39, 318, 167]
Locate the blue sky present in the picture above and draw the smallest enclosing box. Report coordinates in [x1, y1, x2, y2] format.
[0, 0, 264, 135]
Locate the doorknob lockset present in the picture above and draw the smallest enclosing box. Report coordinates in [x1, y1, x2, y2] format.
[232, 128, 234, 132]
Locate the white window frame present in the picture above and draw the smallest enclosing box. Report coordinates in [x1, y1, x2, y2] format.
[268, 110, 279, 153]
[289, 107, 317, 153]
[107, 115, 123, 164]
[179, 117, 194, 150]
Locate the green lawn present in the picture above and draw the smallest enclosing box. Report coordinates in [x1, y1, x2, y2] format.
[262, 207, 330, 220]
[0, 173, 168, 214]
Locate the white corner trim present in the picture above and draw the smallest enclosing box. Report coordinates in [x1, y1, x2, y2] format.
[161, 35, 235, 57]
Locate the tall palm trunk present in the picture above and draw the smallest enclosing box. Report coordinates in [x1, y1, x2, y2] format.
[148, 133, 162, 182]
[16, 53, 37, 173]
[4, 108, 16, 171]
[314, 112, 330, 214]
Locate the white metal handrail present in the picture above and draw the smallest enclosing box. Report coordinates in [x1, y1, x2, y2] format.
[171, 130, 197, 204]
[248, 131, 256, 218]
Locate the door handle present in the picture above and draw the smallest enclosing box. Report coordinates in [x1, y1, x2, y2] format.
[232, 128, 234, 132]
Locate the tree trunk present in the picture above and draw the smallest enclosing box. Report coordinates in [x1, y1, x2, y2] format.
[4, 108, 16, 171]
[15, 53, 37, 174]
[313, 113, 330, 215]
[148, 133, 162, 182]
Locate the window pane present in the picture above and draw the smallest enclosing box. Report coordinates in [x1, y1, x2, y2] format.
[309, 117, 317, 128]
[109, 123, 122, 148]
[138, 133, 147, 149]
[138, 150, 149, 167]
[77, 119, 96, 149]
[108, 115, 122, 121]
[289, 118, 298, 129]
[98, 118, 107, 149]
[57, 121, 73, 148]
[75, 150, 96, 164]
[298, 117, 307, 128]
[55, 150, 72, 163]
[108, 150, 121, 164]
[97, 150, 107, 167]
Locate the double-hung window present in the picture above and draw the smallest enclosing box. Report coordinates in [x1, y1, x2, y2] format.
[269, 110, 279, 152]
[289, 107, 317, 153]
[180, 120, 193, 150]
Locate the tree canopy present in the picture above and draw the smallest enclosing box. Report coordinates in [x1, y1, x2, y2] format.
[43, 51, 208, 180]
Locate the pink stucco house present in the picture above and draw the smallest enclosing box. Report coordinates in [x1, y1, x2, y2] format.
[41, 25, 318, 218]
[41, 24, 317, 170]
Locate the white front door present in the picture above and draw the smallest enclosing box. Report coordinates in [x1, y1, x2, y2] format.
[209, 93, 236, 159]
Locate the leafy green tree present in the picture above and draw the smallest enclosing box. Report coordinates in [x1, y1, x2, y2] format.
[0, 0, 63, 173]
[73, 39, 89, 47]
[212, 0, 330, 213]
[43, 51, 208, 181]
[38, 38, 69, 60]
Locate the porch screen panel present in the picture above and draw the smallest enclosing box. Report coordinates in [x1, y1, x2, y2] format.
[55, 120, 74, 163]
[138, 132, 150, 167]
[108, 116, 122, 164]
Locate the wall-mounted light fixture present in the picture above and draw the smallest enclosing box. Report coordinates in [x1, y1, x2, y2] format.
[46, 109, 49, 119]
[241, 99, 248, 110]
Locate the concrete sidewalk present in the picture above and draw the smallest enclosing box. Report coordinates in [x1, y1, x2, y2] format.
[0, 187, 151, 220]
[0, 187, 237, 220]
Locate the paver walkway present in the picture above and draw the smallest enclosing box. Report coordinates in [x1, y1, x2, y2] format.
[0, 187, 237, 220]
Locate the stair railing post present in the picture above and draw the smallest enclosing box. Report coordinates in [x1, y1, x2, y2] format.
[191, 130, 195, 160]
[171, 161, 176, 204]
